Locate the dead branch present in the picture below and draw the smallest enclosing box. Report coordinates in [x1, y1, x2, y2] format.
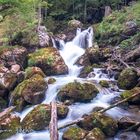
[49, 101, 58, 140]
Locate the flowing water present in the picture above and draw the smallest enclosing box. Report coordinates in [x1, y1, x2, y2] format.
[8, 27, 133, 140]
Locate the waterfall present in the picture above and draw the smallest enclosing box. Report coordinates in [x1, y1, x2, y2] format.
[8, 27, 132, 140]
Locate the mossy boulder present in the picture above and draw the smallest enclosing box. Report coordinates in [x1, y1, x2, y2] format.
[62, 126, 87, 140]
[99, 80, 109, 88]
[48, 77, 56, 84]
[0, 97, 7, 112]
[78, 112, 118, 137]
[78, 66, 93, 78]
[25, 67, 46, 79]
[120, 87, 140, 104]
[22, 104, 69, 131]
[0, 46, 27, 68]
[57, 81, 99, 103]
[10, 74, 47, 111]
[117, 68, 139, 90]
[0, 114, 21, 139]
[28, 47, 68, 76]
[85, 128, 105, 140]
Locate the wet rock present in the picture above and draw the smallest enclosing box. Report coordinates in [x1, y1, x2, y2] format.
[22, 104, 69, 131]
[48, 77, 56, 84]
[85, 128, 105, 140]
[118, 117, 137, 130]
[28, 47, 68, 76]
[78, 112, 118, 137]
[68, 19, 83, 29]
[117, 68, 139, 90]
[120, 87, 140, 104]
[0, 114, 21, 139]
[25, 67, 46, 79]
[0, 46, 27, 68]
[99, 80, 109, 88]
[10, 74, 47, 111]
[78, 66, 93, 78]
[58, 81, 99, 103]
[117, 132, 138, 140]
[62, 126, 87, 140]
[0, 97, 7, 111]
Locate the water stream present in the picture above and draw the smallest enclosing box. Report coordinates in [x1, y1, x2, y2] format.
[8, 27, 133, 140]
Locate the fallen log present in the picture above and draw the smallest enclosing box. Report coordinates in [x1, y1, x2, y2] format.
[49, 101, 58, 140]
[122, 122, 140, 132]
[58, 91, 140, 130]
[0, 106, 16, 122]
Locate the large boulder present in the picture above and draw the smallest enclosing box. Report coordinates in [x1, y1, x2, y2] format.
[0, 46, 27, 68]
[28, 47, 68, 76]
[10, 74, 47, 111]
[62, 126, 87, 140]
[57, 81, 99, 103]
[0, 114, 21, 139]
[22, 104, 69, 131]
[25, 66, 46, 79]
[120, 87, 140, 104]
[117, 68, 139, 90]
[78, 112, 118, 137]
[85, 128, 105, 140]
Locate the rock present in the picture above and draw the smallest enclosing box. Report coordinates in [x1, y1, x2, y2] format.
[48, 77, 56, 84]
[2, 72, 18, 90]
[120, 87, 140, 104]
[62, 126, 86, 140]
[10, 64, 20, 73]
[78, 112, 118, 137]
[58, 81, 99, 103]
[0, 97, 7, 112]
[117, 132, 138, 140]
[118, 117, 137, 130]
[28, 47, 68, 76]
[0, 82, 8, 97]
[117, 68, 139, 90]
[78, 66, 93, 78]
[85, 128, 105, 140]
[10, 74, 47, 111]
[68, 19, 83, 29]
[25, 67, 46, 79]
[17, 71, 25, 83]
[0, 46, 27, 68]
[99, 80, 109, 88]
[0, 114, 21, 139]
[22, 104, 69, 131]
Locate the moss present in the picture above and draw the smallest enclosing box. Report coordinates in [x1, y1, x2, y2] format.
[0, 115, 21, 139]
[79, 66, 93, 78]
[58, 81, 99, 103]
[62, 127, 86, 140]
[48, 78, 56, 84]
[25, 67, 46, 79]
[10, 74, 47, 111]
[99, 80, 109, 88]
[85, 128, 105, 140]
[117, 68, 138, 90]
[57, 104, 69, 119]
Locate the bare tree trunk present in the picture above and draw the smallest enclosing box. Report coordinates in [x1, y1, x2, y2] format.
[104, 6, 112, 17]
[50, 101, 58, 140]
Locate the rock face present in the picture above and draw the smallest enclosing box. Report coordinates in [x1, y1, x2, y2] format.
[120, 87, 140, 104]
[10, 74, 47, 111]
[0, 46, 27, 68]
[85, 128, 105, 140]
[25, 66, 46, 79]
[62, 127, 87, 140]
[78, 112, 118, 137]
[117, 68, 139, 90]
[22, 104, 69, 131]
[28, 47, 68, 76]
[0, 114, 21, 139]
[57, 81, 99, 103]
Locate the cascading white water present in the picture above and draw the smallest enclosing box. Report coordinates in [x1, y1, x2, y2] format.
[8, 27, 132, 140]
